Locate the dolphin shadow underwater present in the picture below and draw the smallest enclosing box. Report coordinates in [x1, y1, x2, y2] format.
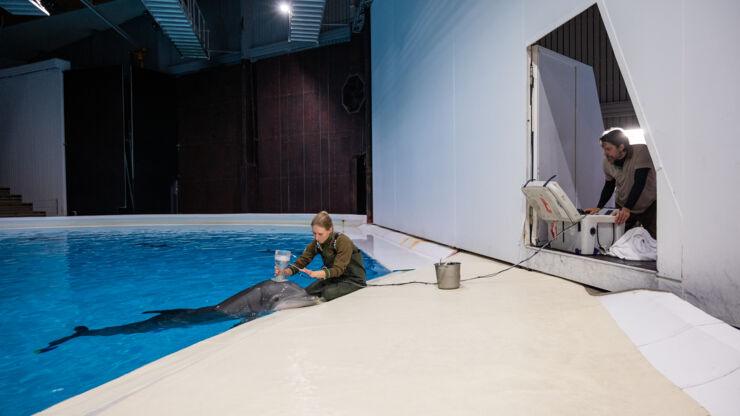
[35, 280, 320, 353]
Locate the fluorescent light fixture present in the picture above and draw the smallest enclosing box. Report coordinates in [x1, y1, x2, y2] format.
[278, 2, 290, 14]
[623, 128, 646, 145]
[29, 0, 50, 16]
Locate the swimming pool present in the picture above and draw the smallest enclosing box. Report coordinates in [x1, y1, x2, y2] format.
[0, 224, 389, 416]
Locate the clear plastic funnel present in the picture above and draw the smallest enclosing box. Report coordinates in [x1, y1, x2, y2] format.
[273, 250, 291, 282]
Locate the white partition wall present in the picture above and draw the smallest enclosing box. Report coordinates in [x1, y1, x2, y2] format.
[600, 0, 740, 323]
[533, 46, 606, 209]
[372, 0, 536, 262]
[0, 59, 70, 216]
[372, 0, 740, 325]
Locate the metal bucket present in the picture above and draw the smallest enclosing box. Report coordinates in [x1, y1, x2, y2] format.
[435, 262, 461, 290]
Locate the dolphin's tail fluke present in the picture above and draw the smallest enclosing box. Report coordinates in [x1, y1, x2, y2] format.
[34, 326, 89, 354]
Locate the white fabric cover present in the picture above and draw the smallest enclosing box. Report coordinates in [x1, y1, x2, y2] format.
[608, 227, 657, 261]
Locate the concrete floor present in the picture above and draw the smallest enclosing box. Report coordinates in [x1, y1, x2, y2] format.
[40, 252, 707, 415]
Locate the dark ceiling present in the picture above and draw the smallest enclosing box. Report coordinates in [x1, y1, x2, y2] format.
[0, 0, 117, 25]
[0, 0, 363, 73]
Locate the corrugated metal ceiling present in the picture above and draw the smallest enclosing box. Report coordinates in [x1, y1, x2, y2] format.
[0, 0, 368, 69]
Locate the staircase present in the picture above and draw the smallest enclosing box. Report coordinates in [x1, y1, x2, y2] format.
[0, 188, 46, 217]
[140, 0, 209, 59]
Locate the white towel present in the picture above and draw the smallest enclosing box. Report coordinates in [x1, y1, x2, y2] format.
[608, 227, 657, 261]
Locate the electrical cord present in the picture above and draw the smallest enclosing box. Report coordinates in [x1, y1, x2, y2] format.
[356, 221, 582, 288]
[595, 213, 618, 255]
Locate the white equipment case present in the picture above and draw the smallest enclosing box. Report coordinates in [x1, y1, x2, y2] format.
[521, 180, 625, 255]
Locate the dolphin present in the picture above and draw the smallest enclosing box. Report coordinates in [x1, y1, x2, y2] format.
[35, 280, 319, 353]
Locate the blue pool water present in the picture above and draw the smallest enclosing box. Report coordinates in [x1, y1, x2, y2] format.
[0, 225, 389, 416]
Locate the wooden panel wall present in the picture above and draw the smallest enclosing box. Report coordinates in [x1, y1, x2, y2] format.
[536, 4, 639, 129]
[176, 33, 369, 214]
[132, 69, 178, 214]
[176, 63, 255, 213]
[254, 35, 368, 214]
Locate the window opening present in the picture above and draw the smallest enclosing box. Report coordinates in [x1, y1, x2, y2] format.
[525, 4, 656, 271]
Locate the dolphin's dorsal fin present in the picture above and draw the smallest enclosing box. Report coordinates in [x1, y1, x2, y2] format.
[142, 309, 190, 315]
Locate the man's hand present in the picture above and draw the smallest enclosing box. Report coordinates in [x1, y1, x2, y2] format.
[613, 207, 631, 225]
[583, 208, 600, 215]
[300, 268, 326, 279]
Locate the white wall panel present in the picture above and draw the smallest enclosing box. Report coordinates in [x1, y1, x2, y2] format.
[533, 45, 606, 241]
[452, 2, 528, 260]
[536, 47, 578, 203]
[0, 59, 69, 216]
[597, 0, 686, 288]
[575, 64, 607, 208]
[679, 0, 740, 321]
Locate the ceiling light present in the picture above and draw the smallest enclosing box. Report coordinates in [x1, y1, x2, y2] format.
[278, 2, 290, 14]
[623, 129, 646, 145]
[28, 0, 50, 16]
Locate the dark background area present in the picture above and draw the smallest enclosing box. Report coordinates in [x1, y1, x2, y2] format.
[58, 13, 371, 216]
[65, 67, 178, 215]
[64, 66, 126, 215]
[3, 0, 372, 217]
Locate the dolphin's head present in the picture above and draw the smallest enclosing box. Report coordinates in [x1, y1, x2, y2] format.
[266, 280, 321, 311]
[217, 280, 321, 316]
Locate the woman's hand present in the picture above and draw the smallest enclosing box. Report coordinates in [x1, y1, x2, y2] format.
[300, 268, 326, 279]
[274, 266, 291, 277]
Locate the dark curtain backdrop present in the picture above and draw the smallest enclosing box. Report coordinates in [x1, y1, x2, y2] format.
[65, 67, 177, 215]
[64, 66, 125, 215]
